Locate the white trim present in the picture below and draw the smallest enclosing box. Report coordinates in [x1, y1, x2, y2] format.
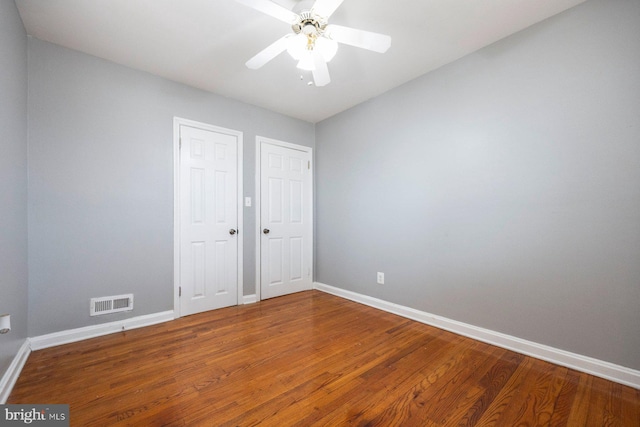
[173, 118, 182, 318]
[255, 138, 261, 302]
[257, 136, 313, 153]
[314, 282, 640, 390]
[173, 117, 244, 317]
[29, 311, 174, 351]
[243, 294, 258, 305]
[237, 132, 245, 306]
[255, 136, 314, 302]
[0, 339, 31, 404]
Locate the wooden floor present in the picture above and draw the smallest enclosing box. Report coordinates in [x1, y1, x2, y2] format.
[9, 291, 640, 426]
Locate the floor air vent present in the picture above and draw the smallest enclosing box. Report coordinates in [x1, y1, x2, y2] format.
[90, 294, 134, 316]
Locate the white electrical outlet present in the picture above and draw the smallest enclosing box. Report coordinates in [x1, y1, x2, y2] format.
[377, 272, 384, 285]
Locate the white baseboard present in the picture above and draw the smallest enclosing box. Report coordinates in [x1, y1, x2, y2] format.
[314, 282, 640, 390]
[29, 310, 175, 351]
[0, 339, 31, 404]
[243, 294, 258, 304]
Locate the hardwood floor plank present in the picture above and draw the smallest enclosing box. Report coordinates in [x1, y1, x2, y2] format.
[453, 349, 525, 426]
[309, 334, 468, 426]
[604, 381, 624, 427]
[566, 374, 594, 426]
[548, 367, 581, 426]
[498, 362, 567, 426]
[222, 322, 451, 425]
[621, 386, 640, 426]
[586, 377, 617, 427]
[335, 333, 455, 419]
[362, 340, 489, 425]
[8, 290, 640, 426]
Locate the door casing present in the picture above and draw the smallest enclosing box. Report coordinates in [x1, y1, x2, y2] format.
[173, 117, 244, 318]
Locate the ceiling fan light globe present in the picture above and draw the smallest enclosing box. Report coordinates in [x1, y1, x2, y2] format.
[287, 33, 308, 60]
[315, 37, 338, 62]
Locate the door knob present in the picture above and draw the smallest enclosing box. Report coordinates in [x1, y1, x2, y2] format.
[263, 228, 270, 234]
[229, 229, 237, 235]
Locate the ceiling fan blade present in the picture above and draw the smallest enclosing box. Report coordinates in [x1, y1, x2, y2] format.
[312, 51, 331, 87]
[311, 0, 345, 19]
[325, 24, 391, 53]
[246, 35, 290, 69]
[235, 0, 298, 24]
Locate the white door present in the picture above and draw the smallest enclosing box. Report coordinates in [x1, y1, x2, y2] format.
[259, 139, 313, 300]
[178, 123, 241, 316]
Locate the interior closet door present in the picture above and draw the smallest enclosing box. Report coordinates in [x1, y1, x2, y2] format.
[259, 139, 313, 300]
[178, 123, 241, 315]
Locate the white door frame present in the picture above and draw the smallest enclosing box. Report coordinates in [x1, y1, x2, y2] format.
[173, 117, 244, 318]
[255, 136, 313, 302]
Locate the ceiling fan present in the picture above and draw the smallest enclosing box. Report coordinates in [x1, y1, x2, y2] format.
[235, 0, 391, 86]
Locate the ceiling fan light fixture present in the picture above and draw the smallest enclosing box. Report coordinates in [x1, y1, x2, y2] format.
[287, 33, 338, 65]
[287, 33, 308, 60]
[237, 0, 390, 86]
[315, 37, 338, 62]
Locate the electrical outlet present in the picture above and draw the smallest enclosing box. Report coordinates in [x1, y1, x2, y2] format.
[377, 272, 384, 285]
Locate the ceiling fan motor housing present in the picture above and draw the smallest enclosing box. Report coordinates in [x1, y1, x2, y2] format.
[292, 11, 327, 38]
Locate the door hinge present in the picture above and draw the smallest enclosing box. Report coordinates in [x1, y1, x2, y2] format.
[179, 137, 182, 150]
[308, 160, 310, 170]
[179, 286, 182, 297]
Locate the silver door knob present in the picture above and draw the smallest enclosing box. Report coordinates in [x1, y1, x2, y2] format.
[263, 228, 270, 234]
[229, 229, 237, 235]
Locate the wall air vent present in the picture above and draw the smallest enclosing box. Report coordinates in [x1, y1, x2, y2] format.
[90, 294, 134, 316]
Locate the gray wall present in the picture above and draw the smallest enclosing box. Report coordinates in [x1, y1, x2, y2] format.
[27, 38, 314, 336]
[316, 0, 640, 370]
[0, 0, 29, 375]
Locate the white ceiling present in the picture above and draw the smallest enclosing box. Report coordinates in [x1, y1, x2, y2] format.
[16, 0, 586, 123]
